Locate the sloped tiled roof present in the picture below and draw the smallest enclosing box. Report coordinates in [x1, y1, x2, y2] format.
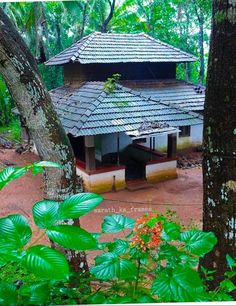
[50, 82, 202, 137]
[46, 32, 197, 66]
[121, 79, 205, 112]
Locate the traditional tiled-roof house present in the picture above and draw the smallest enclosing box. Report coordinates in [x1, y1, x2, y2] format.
[45, 32, 204, 193]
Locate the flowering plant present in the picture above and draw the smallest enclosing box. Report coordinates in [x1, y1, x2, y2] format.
[0, 163, 235, 304]
[131, 213, 163, 251]
[86, 212, 222, 303]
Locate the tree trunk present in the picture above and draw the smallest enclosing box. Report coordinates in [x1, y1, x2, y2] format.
[197, 11, 205, 84]
[201, 0, 236, 289]
[55, 19, 63, 52]
[79, 0, 89, 39]
[101, 0, 116, 33]
[0, 8, 88, 274]
[34, 2, 47, 64]
[193, 2, 205, 84]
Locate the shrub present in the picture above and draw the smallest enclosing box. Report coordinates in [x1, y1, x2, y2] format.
[0, 162, 235, 304]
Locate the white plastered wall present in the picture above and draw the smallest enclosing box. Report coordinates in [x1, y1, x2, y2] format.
[142, 124, 203, 152]
[101, 133, 132, 155]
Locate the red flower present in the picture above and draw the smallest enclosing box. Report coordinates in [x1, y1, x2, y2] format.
[131, 213, 162, 251]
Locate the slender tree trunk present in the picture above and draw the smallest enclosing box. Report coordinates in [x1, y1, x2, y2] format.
[0, 8, 88, 274]
[34, 2, 47, 64]
[193, 2, 205, 84]
[101, 0, 116, 33]
[197, 11, 205, 84]
[79, 0, 89, 39]
[201, 0, 236, 289]
[55, 19, 63, 52]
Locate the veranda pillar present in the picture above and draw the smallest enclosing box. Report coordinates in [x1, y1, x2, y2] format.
[85, 136, 96, 171]
[167, 133, 177, 158]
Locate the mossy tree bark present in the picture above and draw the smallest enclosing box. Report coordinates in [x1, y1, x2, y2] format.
[202, 0, 236, 288]
[0, 8, 88, 274]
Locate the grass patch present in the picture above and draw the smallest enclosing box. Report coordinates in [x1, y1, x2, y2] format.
[0, 119, 21, 143]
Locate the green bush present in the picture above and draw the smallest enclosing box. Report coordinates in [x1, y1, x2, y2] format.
[0, 78, 14, 127]
[0, 162, 235, 304]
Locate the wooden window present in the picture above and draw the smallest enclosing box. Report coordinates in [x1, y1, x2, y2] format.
[179, 126, 191, 137]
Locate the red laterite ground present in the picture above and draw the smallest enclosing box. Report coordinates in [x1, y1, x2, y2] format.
[0, 149, 203, 251]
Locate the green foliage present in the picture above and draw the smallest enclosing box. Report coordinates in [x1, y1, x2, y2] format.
[57, 193, 103, 219]
[0, 281, 18, 305]
[90, 252, 137, 280]
[0, 161, 61, 190]
[103, 73, 121, 94]
[0, 167, 27, 189]
[0, 120, 21, 143]
[23, 245, 70, 280]
[0, 162, 235, 304]
[180, 230, 217, 257]
[32, 200, 59, 229]
[162, 220, 181, 240]
[0, 214, 32, 249]
[46, 225, 97, 251]
[102, 213, 135, 233]
[152, 266, 205, 302]
[108, 238, 129, 255]
[226, 254, 236, 270]
[0, 78, 13, 126]
[19, 283, 50, 305]
[87, 212, 235, 303]
[0, 162, 103, 304]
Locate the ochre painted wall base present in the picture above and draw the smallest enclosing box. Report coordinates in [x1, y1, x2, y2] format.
[146, 168, 178, 184]
[84, 179, 126, 193]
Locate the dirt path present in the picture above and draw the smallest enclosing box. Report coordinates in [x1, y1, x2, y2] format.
[0, 149, 203, 243]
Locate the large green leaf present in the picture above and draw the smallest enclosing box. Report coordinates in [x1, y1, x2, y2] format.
[0, 214, 32, 249]
[107, 295, 133, 304]
[87, 291, 107, 304]
[180, 230, 217, 257]
[0, 281, 17, 305]
[33, 161, 62, 168]
[19, 283, 50, 304]
[158, 243, 181, 262]
[31, 161, 61, 175]
[162, 221, 181, 241]
[0, 241, 20, 266]
[46, 225, 97, 250]
[32, 200, 59, 229]
[152, 266, 204, 302]
[220, 279, 236, 293]
[58, 193, 103, 219]
[136, 295, 157, 303]
[0, 166, 27, 189]
[22, 245, 69, 280]
[0, 162, 61, 189]
[108, 239, 129, 255]
[102, 214, 135, 233]
[90, 252, 137, 280]
[226, 254, 235, 270]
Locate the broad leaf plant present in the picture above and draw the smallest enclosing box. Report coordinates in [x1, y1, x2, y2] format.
[0, 162, 235, 304]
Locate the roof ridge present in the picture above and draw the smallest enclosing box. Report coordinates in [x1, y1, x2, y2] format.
[71, 32, 100, 62]
[141, 33, 197, 61]
[46, 31, 197, 65]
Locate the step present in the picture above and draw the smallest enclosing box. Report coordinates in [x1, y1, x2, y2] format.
[126, 179, 152, 191]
